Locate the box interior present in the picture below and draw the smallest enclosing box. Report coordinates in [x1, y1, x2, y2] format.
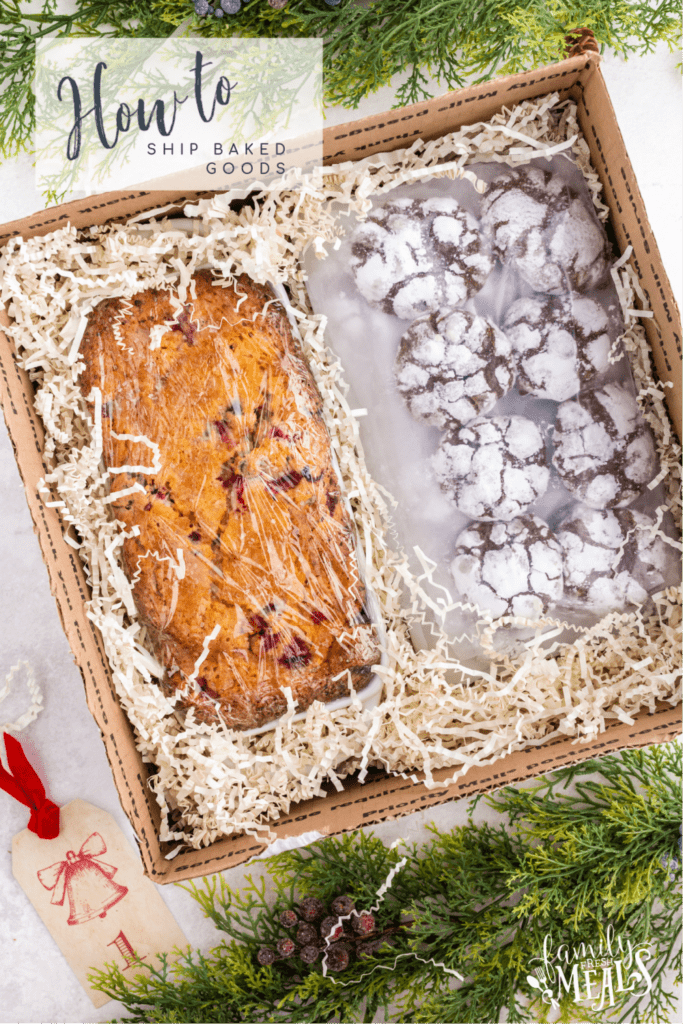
[0, 53, 680, 882]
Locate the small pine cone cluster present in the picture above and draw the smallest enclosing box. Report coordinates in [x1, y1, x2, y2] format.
[194, 0, 242, 18]
[193, 0, 342, 16]
[256, 894, 384, 973]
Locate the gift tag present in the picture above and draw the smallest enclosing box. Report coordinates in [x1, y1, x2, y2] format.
[12, 797, 187, 1007]
[1, 720, 188, 1010]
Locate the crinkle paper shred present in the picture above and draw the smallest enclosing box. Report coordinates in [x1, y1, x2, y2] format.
[1, 94, 680, 848]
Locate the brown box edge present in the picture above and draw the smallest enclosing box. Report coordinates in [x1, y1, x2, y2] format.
[0, 54, 680, 882]
[146, 702, 682, 882]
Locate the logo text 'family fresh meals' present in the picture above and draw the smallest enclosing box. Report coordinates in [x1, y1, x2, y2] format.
[34, 38, 322, 195]
[527, 924, 654, 1013]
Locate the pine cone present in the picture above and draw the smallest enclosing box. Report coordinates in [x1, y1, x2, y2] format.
[321, 915, 344, 941]
[298, 896, 325, 922]
[331, 895, 355, 916]
[357, 939, 382, 960]
[276, 937, 297, 958]
[300, 943, 320, 964]
[352, 911, 376, 936]
[325, 941, 351, 972]
[279, 908, 298, 929]
[256, 946, 277, 966]
[296, 922, 319, 946]
[268, 0, 288, 8]
[564, 27, 600, 58]
[360, 932, 396, 959]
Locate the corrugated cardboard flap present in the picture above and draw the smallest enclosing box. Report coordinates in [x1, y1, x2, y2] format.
[0, 53, 680, 881]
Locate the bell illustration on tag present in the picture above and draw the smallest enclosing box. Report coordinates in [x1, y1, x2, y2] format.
[37, 831, 128, 926]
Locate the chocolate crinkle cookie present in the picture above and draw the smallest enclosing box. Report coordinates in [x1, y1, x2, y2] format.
[479, 165, 612, 294]
[552, 383, 659, 508]
[395, 308, 516, 429]
[349, 197, 494, 320]
[503, 292, 615, 402]
[556, 506, 670, 613]
[432, 415, 549, 521]
[451, 515, 563, 619]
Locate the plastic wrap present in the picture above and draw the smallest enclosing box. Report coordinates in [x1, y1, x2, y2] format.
[2, 91, 679, 849]
[78, 269, 381, 732]
[304, 155, 679, 651]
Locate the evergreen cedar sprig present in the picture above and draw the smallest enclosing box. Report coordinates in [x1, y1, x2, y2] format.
[188, 0, 682, 109]
[90, 742, 682, 1024]
[0, 1, 173, 160]
[1, 1, 682, 161]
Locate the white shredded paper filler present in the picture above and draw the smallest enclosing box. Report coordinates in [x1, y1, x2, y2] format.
[0, 94, 680, 848]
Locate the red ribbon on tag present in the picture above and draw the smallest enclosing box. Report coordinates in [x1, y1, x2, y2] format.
[0, 732, 60, 839]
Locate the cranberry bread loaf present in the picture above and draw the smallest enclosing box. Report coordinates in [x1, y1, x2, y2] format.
[79, 270, 380, 730]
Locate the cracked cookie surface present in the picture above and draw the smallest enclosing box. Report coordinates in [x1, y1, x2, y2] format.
[556, 506, 670, 613]
[349, 197, 494, 320]
[432, 414, 549, 521]
[451, 514, 563, 619]
[480, 165, 612, 294]
[395, 307, 516, 429]
[503, 292, 615, 401]
[552, 383, 658, 508]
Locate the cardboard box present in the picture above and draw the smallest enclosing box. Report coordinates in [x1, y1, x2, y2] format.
[0, 52, 680, 882]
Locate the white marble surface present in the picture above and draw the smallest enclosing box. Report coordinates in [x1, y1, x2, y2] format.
[0, 42, 680, 1024]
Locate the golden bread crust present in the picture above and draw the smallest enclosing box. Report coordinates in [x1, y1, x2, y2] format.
[79, 270, 380, 729]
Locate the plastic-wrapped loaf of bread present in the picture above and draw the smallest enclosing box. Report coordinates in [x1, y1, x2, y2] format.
[78, 270, 381, 731]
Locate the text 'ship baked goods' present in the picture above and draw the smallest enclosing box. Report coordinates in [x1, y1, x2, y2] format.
[503, 292, 616, 402]
[431, 414, 550, 522]
[479, 165, 612, 294]
[349, 197, 494, 320]
[78, 271, 381, 731]
[552, 382, 659, 509]
[395, 308, 516, 429]
[556, 506, 670, 613]
[451, 515, 564, 618]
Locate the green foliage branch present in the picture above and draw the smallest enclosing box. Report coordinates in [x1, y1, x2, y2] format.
[0, 1, 174, 159]
[90, 742, 682, 1023]
[173, 0, 682, 107]
[1, 1, 682, 159]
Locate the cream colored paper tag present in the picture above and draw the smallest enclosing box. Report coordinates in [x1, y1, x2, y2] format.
[12, 798, 187, 1007]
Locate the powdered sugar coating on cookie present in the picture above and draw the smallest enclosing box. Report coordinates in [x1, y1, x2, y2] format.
[552, 383, 659, 508]
[432, 415, 549, 521]
[556, 506, 670, 613]
[395, 308, 516, 429]
[503, 292, 614, 401]
[349, 197, 494, 320]
[480, 165, 612, 294]
[451, 514, 563, 619]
